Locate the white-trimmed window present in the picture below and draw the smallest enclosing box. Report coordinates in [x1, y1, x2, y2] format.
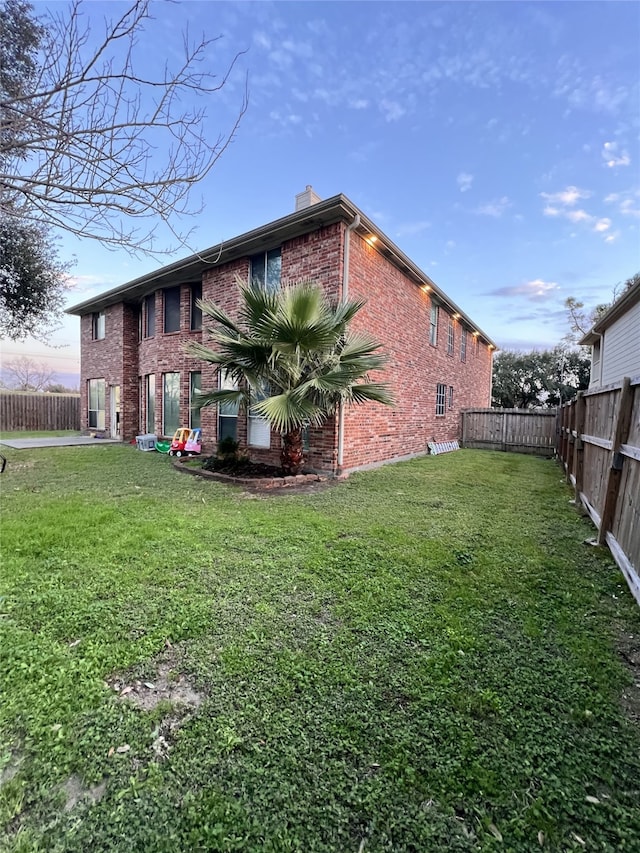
[164, 287, 181, 333]
[250, 249, 281, 292]
[448, 385, 454, 410]
[144, 294, 155, 338]
[91, 311, 105, 341]
[146, 374, 155, 434]
[248, 381, 271, 448]
[190, 371, 202, 429]
[436, 383, 446, 416]
[460, 329, 467, 363]
[447, 316, 455, 356]
[163, 372, 180, 436]
[88, 379, 106, 429]
[429, 303, 438, 346]
[218, 370, 239, 441]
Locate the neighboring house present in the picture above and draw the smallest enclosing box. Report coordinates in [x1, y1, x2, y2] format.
[580, 279, 640, 388]
[66, 188, 496, 475]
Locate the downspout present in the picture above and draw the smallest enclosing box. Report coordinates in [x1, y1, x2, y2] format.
[337, 214, 361, 471]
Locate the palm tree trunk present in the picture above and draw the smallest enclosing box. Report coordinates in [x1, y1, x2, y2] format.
[281, 427, 304, 475]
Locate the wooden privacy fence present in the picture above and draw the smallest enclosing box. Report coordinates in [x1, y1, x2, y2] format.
[461, 408, 556, 455]
[557, 377, 640, 606]
[0, 391, 80, 431]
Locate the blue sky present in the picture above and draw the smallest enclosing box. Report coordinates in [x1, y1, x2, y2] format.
[3, 0, 639, 386]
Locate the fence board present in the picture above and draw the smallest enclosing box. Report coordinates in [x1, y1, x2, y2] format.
[557, 378, 640, 606]
[0, 392, 80, 431]
[461, 408, 556, 455]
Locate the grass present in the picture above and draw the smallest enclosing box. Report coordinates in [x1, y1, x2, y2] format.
[1, 445, 639, 852]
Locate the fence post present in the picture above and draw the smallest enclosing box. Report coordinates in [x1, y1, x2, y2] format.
[501, 411, 507, 452]
[573, 392, 586, 503]
[597, 377, 633, 545]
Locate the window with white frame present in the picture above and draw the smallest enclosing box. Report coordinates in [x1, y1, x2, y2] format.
[163, 372, 180, 436]
[190, 371, 202, 429]
[447, 315, 454, 356]
[460, 329, 467, 362]
[146, 374, 155, 434]
[429, 303, 438, 346]
[190, 285, 202, 331]
[144, 294, 155, 338]
[218, 370, 239, 441]
[473, 333, 479, 357]
[248, 380, 271, 447]
[448, 385, 454, 409]
[250, 248, 281, 292]
[88, 379, 106, 429]
[436, 383, 446, 416]
[91, 311, 105, 340]
[164, 287, 181, 333]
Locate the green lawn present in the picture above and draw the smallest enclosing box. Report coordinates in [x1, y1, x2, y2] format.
[1, 445, 639, 852]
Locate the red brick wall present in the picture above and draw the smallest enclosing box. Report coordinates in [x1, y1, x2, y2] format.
[77, 220, 492, 470]
[340, 232, 493, 472]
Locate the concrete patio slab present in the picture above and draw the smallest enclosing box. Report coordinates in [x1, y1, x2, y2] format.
[0, 436, 122, 449]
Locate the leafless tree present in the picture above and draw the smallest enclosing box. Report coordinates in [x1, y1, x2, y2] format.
[1, 0, 248, 253]
[2, 355, 57, 390]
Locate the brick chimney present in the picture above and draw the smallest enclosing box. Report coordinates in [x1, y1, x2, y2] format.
[295, 185, 322, 211]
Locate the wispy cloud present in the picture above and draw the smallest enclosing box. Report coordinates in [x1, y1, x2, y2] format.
[457, 172, 474, 192]
[379, 99, 405, 122]
[475, 197, 511, 217]
[487, 279, 559, 300]
[540, 186, 591, 206]
[396, 220, 431, 237]
[593, 217, 611, 232]
[605, 190, 640, 218]
[602, 141, 631, 168]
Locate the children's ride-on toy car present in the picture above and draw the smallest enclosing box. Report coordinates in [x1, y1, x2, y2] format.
[169, 427, 202, 457]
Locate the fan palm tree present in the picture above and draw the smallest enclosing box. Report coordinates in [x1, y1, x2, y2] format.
[187, 278, 393, 475]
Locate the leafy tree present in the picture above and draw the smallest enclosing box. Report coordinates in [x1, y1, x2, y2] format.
[0, 216, 70, 340]
[492, 347, 589, 409]
[1, 0, 247, 252]
[188, 280, 393, 475]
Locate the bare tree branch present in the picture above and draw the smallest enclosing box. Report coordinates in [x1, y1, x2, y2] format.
[2, 355, 57, 390]
[0, 0, 248, 254]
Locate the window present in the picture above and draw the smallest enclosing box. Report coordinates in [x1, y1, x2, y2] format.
[91, 311, 105, 340]
[164, 286, 181, 333]
[162, 372, 180, 436]
[248, 381, 271, 447]
[473, 333, 479, 357]
[448, 386, 454, 409]
[218, 370, 239, 441]
[190, 371, 202, 429]
[460, 329, 467, 363]
[447, 315, 455, 356]
[190, 285, 202, 331]
[436, 383, 446, 416]
[88, 379, 105, 429]
[429, 303, 438, 346]
[144, 294, 155, 338]
[250, 248, 281, 292]
[146, 374, 155, 434]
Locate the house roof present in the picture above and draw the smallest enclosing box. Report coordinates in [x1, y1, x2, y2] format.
[579, 277, 640, 345]
[66, 193, 497, 347]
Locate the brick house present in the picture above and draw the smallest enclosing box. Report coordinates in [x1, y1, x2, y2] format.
[66, 189, 496, 475]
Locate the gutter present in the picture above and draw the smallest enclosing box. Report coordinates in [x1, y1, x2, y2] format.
[337, 214, 361, 472]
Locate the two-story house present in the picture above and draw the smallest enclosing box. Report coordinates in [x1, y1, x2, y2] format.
[67, 189, 496, 475]
[580, 277, 640, 387]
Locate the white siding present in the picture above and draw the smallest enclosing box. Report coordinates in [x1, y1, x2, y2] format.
[600, 299, 640, 385]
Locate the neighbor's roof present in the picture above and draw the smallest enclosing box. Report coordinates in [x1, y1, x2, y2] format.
[579, 277, 640, 345]
[66, 193, 497, 347]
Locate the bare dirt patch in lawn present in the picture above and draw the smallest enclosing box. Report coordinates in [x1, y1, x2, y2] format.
[62, 775, 107, 812]
[108, 660, 203, 713]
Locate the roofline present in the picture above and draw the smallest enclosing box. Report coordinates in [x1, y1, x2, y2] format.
[578, 278, 640, 345]
[66, 193, 497, 348]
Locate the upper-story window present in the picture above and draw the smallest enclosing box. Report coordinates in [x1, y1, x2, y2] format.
[91, 311, 105, 340]
[429, 303, 438, 347]
[460, 329, 467, 363]
[144, 294, 155, 338]
[190, 284, 202, 331]
[250, 248, 281, 292]
[164, 286, 181, 333]
[447, 315, 455, 356]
